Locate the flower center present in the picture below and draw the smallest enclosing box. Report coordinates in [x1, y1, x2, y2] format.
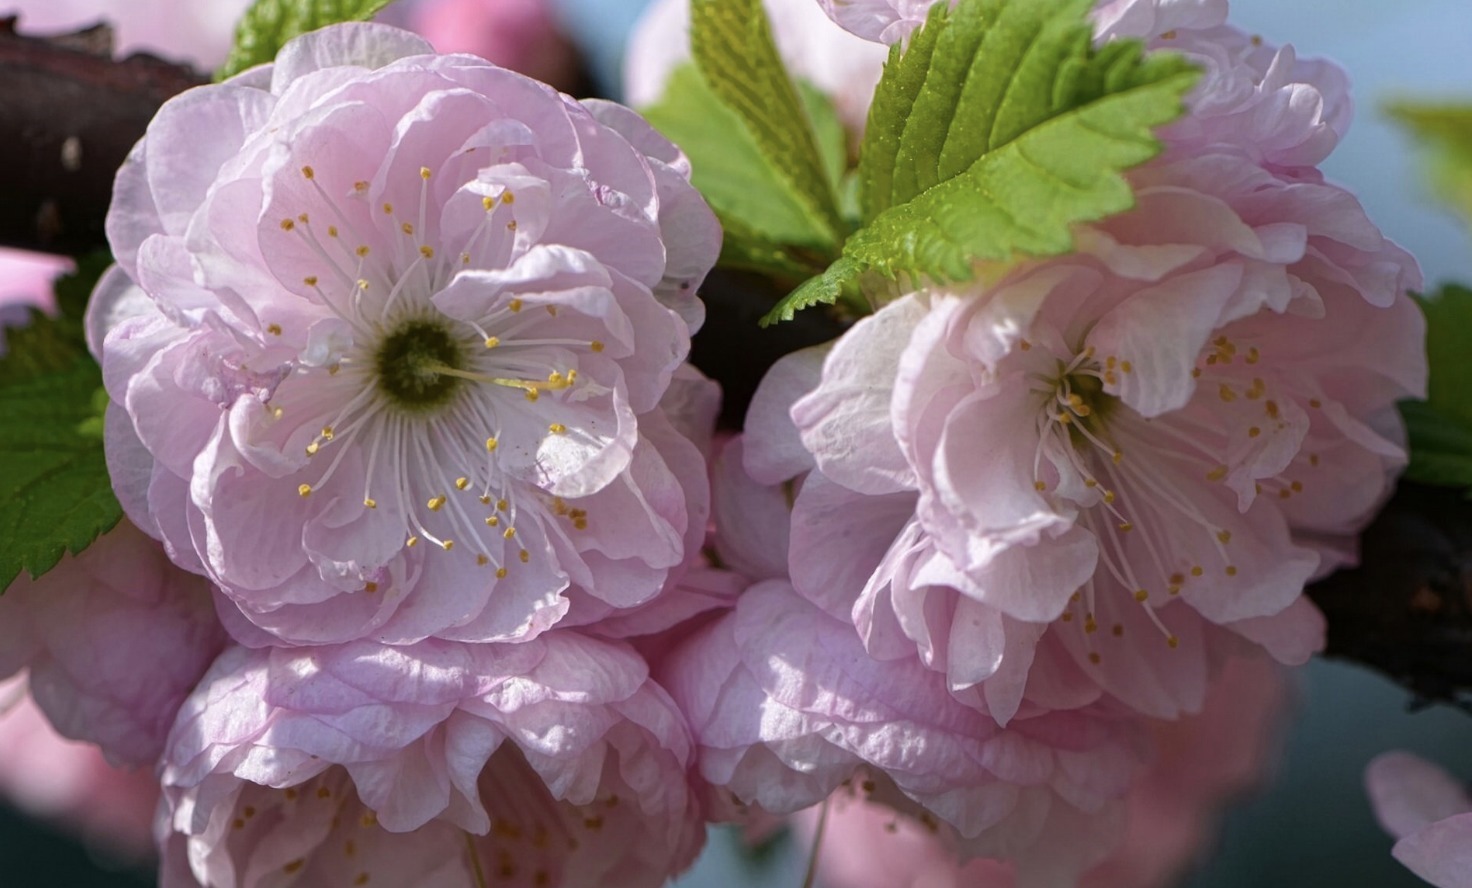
[373, 318, 466, 413]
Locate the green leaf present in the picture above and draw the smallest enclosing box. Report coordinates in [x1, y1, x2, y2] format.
[689, 0, 845, 245]
[0, 312, 122, 591]
[643, 65, 840, 253]
[1403, 284, 1472, 492]
[218, 0, 392, 81]
[1386, 101, 1472, 226]
[765, 0, 1198, 324]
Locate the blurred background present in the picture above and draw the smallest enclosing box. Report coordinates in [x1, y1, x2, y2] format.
[0, 0, 1468, 885]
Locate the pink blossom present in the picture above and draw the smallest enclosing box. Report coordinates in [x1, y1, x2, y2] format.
[624, 0, 888, 136]
[0, 521, 226, 765]
[1, 0, 250, 68]
[780, 143, 1420, 720]
[159, 632, 702, 887]
[814, 0, 938, 45]
[0, 675, 159, 861]
[659, 579, 1146, 886]
[92, 24, 720, 647]
[387, 0, 580, 90]
[792, 656, 1290, 888]
[0, 247, 70, 355]
[1366, 752, 1472, 888]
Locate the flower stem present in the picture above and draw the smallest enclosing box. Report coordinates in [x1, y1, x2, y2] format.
[800, 797, 832, 888]
[464, 831, 488, 888]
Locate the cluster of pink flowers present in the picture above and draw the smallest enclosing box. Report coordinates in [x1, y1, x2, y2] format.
[0, 0, 1441, 886]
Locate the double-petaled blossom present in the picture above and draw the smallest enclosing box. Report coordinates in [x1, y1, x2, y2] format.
[158, 632, 703, 887]
[792, 656, 1291, 888]
[0, 522, 226, 765]
[735, 0, 1422, 722]
[1366, 752, 1472, 888]
[91, 24, 720, 647]
[0, 675, 160, 860]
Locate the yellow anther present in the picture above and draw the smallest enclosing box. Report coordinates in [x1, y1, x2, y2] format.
[483, 195, 496, 211]
[321, 426, 335, 441]
[427, 496, 447, 511]
[1134, 589, 1149, 602]
[501, 191, 515, 204]
[327, 225, 339, 238]
[304, 275, 319, 287]
[1191, 566, 1204, 577]
[1309, 398, 1322, 409]
[1217, 530, 1232, 544]
[401, 222, 414, 235]
[484, 337, 500, 349]
[1167, 635, 1180, 649]
[485, 437, 499, 452]
[440, 540, 454, 551]
[354, 181, 369, 193]
[364, 582, 378, 593]
[496, 567, 508, 578]
[267, 323, 283, 336]
[1192, 368, 1202, 378]
[381, 203, 393, 215]
[406, 536, 419, 548]
[454, 477, 470, 491]
[1062, 612, 1074, 622]
[479, 494, 492, 505]
[549, 423, 567, 435]
[1084, 478, 1098, 488]
[1034, 480, 1047, 491]
[301, 165, 315, 179]
[1218, 384, 1236, 402]
[496, 499, 508, 512]
[573, 518, 588, 530]
[1112, 450, 1123, 465]
[357, 279, 370, 291]
[1225, 565, 1238, 576]
[1118, 522, 1133, 532]
[1248, 426, 1261, 438]
[589, 340, 604, 352]
[280, 219, 295, 231]
[272, 407, 284, 419]
[485, 515, 499, 527]
[364, 498, 377, 509]
[306, 442, 320, 456]
[1103, 490, 1116, 505]
[1246, 347, 1260, 364]
[419, 245, 435, 259]
[420, 166, 432, 180]
[525, 389, 540, 402]
[1205, 464, 1228, 482]
[1019, 339, 1032, 351]
[1120, 360, 1133, 373]
[356, 245, 371, 257]
[1112, 624, 1125, 637]
[298, 484, 312, 497]
[1089, 652, 1102, 665]
[519, 549, 530, 563]
[1290, 480, 1304, 492]
[508, 298, 523, 313]
[1084, 615, 1098, 634]
[547, 305, 558, 317]
[477, 554, 489, 566]
[1309, 454, 1321, 467]
[506, 220, 518, 232]
[547, 371, 564, 386]
[503, 527, 516, 539]
[1265, 400, 1280, 419]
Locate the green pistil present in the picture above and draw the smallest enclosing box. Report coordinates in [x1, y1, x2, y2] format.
[374, 319, 465, 413]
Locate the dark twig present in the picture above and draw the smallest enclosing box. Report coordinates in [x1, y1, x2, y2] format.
[0, 17, 206, 255]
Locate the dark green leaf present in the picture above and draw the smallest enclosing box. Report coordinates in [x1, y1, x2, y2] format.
[0, 313, 122, 590]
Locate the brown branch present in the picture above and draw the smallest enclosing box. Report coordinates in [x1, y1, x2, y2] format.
[0, 17, 206, 255]
[1308, 481, 1472, 712]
